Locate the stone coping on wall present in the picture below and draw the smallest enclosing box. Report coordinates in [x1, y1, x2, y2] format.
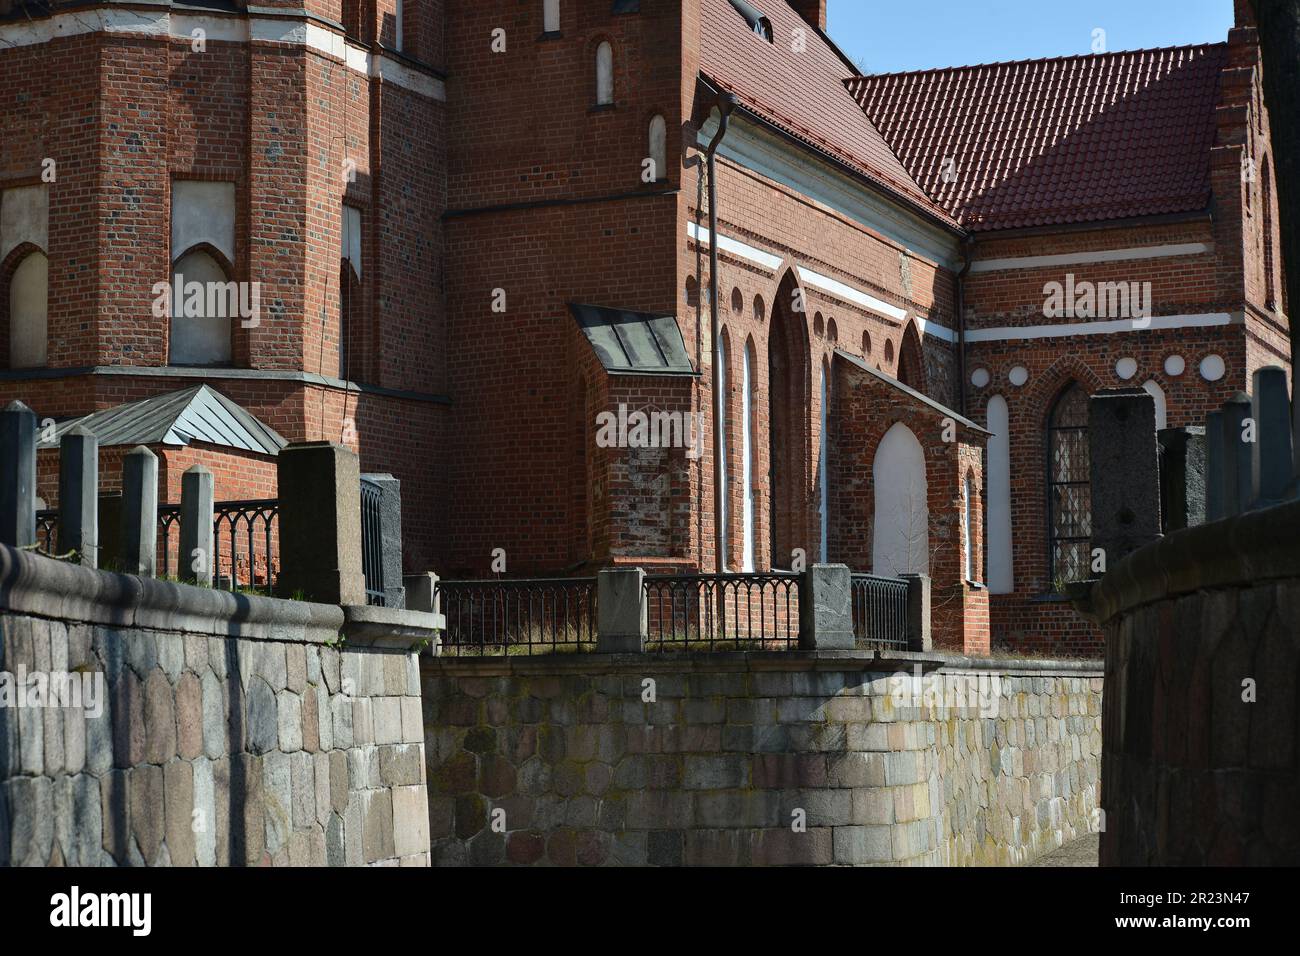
[1078, 498, 1300, 626]
[0, 542, 443, 645]
[425, 648, 1102, 679]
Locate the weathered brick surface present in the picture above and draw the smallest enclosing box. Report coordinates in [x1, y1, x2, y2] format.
[423, 655, 1102, 866]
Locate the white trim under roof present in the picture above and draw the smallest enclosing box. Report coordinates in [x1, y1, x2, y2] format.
[966, 312, 1241, 343]
[0, 6, 444, 101]
[686, 222, 957, 343]
[969, 243, 1211, 274]
[697, 112, 962, 271]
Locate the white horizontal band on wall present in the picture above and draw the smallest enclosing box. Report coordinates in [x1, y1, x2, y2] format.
[966, 312, 1241, 343]
[0, 8, 444, 101]
[969, 243, 1211, 274]
[686, 223, 958, 342]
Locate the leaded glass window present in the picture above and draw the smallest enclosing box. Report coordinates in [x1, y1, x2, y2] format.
[1048, 383, 1091, 588]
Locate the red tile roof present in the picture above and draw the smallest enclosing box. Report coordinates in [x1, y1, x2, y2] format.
[699, 0, 957, 228]
[846, 44, 1228, 232]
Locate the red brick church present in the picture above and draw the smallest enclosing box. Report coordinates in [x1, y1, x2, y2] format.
[0, 0, 1287, 655]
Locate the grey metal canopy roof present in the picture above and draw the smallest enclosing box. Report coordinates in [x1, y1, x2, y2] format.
[833, 349, 991, 435]
[38, 384, 288, 455]
[570, 303, 697, 377]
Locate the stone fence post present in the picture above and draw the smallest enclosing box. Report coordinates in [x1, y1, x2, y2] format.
[1251, 366, 1292, 507]
[597, 567, 646, 653]
[58, 424, 99, 566]
[1157, 427, 1206, 532]
[362, 472, 405, 609]
[1089, 388, 1161, 569]
[180, 464, 215, 586]
[120, 445, 159, 576]
[0, 400, 37, 549]
[798, 563, 853, 650]
[1219, 392, 1253, 517]
[901, 572, 932, 652]
[277, 441, 365, 605]
[404, 572, 440, 615]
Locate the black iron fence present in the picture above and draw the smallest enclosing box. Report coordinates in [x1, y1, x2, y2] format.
[435, 577, 598, 656]
[644, 572, 800, 652]
[851, 572, 910, 651]
[360, 477, 385, 606]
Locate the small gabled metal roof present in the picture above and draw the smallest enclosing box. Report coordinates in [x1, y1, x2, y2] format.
[38, 384, 288, 455]
[570, 303, 697, 377]
[833, 349, 990, 435]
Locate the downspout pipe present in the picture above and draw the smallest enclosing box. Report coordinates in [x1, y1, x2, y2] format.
[705, 92, 739, 572]
[955, 234, 975, 416]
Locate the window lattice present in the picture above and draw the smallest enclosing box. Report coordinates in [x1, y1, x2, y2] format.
[1048, 383, 1092, 587]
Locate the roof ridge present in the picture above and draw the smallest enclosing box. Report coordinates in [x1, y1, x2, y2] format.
[847, 41, 1227, 83]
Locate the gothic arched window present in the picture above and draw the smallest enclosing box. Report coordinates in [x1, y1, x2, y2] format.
[1047, 382, 1091, 588]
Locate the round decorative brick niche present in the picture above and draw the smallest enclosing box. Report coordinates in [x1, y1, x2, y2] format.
[970, 367, 990, 388]
[1164, 354, 1186, 376]
[1200, 354, 1226, 382]
[1008, 366, 1029, 387]
[1115, 357, 1137, 380]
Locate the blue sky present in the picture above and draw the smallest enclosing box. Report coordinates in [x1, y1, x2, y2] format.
[827, 0, 1235, 75]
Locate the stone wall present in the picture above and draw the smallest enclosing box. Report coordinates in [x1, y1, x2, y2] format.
[422, 651, 1101, 866]
[0, 543, 435, 866]
[1084, 498, 1300, 865]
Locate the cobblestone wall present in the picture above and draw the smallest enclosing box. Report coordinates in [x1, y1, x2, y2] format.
[422, 654, 1102, 866]
[0, 545, 434, 867]
[1088, 499, 1300, 865]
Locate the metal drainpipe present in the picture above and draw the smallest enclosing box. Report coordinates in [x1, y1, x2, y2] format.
[705, 93, 738, 573]
[955, 235, 975, 416]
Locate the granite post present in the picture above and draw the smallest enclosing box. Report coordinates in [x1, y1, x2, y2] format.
[180, 464, 215, 586]
[1219, 392, 1253, 517]
[901, 572, 932, 652]
[0, 400, 37, 549]
[798, 563, 853, 650]
[57, 425, 99, 566]
[276, 441, 365, 605]
[1157, 426, 1206, 532]
[1251, 366, 1292, 507]
[1088, 388, 1161, 568]
[120, 445, 159, 577]
[597, 567, 646, 653]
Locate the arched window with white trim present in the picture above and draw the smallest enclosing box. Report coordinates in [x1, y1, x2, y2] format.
[1142, 380, 1167, 431]
[716, 329, 729, 571]
[963, 474, 975, 582]
[985, 395, 1013, 593]
[169, 248, 233, 366]
[818, 361, 830, 562]
[8, 250, 48, 369]
[648, 114, 667, 183]
[595, 41, 614, 106]
[741, 339, 756, 571]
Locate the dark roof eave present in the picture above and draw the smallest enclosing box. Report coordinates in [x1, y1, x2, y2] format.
[964, 206, 1213, 239]
[605, 369, 702, 379]
[697, 75, 965, 239]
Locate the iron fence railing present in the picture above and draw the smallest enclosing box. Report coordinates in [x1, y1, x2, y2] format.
[360, 477, 385, 606]
[37, 499, 280, 594]
[644, 572, 800, 652]
[434, 577, 598, 656]
[851, 572, 910, 651]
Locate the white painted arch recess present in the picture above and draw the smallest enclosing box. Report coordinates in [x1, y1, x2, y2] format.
[872, 422, 929, 577]
[985, 395, 1013, 594]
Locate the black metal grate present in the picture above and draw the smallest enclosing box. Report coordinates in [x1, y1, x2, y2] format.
[644, 572, 800, 651]
[850, 573, 910, 651]
[360, 478, 385, 606]
[434, 578, 598, 656]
